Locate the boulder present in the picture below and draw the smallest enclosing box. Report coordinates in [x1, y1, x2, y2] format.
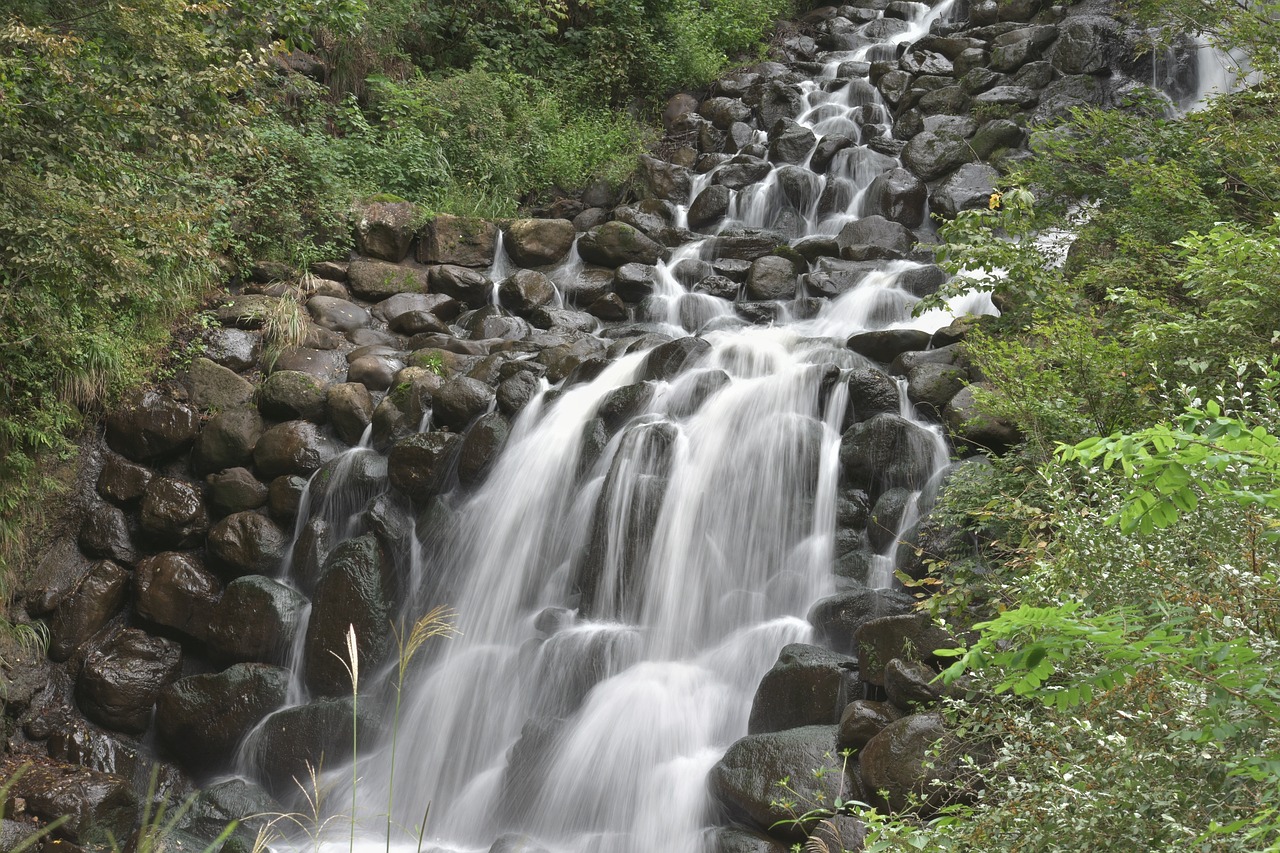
[328, 383, 375, 446]
[49, 560, 129, 662]
[844, 367, 901, 425]
[578, 222, 663, 268]
[77, 628, 182, 734]
[306, 295, 371, 334]
[268, 475, 308, 523]
[758, 81, 805, 128]
[354, 199, 417, 262]
[346, 258, 430, 301]
[270, 347, 348, 384]
[249, 698, 381, 800]
[105, 389, 197, 463]
[700, 96, 753, 129]
[840, 413, 940, 498]
[203, 328, 261, 372]
[902, 131, 975, 182]
[636, 155, 693, 204]
[96, 454, 153, 505]
[433, 376, 496, 431]
[747, 644, 859, 734]
[497, 370, 543, 417]
[838, 699, 903, 749]
[304, 535, 392, 696]
[767, 119, 816, 164]
[139, 477, 208, 549]
[713, 157, 773, 191]
[430, 264, 493, 305]
[846, 329, 933, 363]
[207, 466, 269, 515]
[859, 712, 969, 813]
[206, 511, 288, 579]
[944, 384, 1021, 452]
[884, 658, 946, 710]
[930, 164, 1000, 221]
[387, 432, 462, 501]
[991, 25, 1058, 73]
[1051, 15, 1121, 75]
[7, 761, 137, 845]
[78, 502, 137, 565]
[192, 407, 263, 476]
[175, 779, 281, 849]
[688, 185, 731, 230]
[134, 552, 221, 640]
[499, 270, 558, 316]
[855, 612, 957, 686]
[639, 337, 711, 382]
[348, 354, 404, 392]
[156, 663, 290, 770]
[907, 362, 968, 417]
[253, 420, 341, 479]
[458, 412, 511, 485]
[807, 587, 915, 655]
[418, 214, 498, 267]
[970, 118, 1024, 159]
[613, 263, 659, 302]
[207, 575, 307, 665]
[836, 215, 916, 261]
[505, 218, 577, 267]
[744, 256, 798, 300]
[186, 357, 254, 411]
[861, 168, 926, 229]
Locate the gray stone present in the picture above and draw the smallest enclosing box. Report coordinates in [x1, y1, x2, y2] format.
[578, 222, 663, 268]
[902, 131, 975, 182]
[186, 357, 254, 411]
[688, 185, 731, 231]
[944, 383, 1021, 452]
[430, 264, 493, 305]
[207, 575, 307, 664]
[253, 420, 340, 478]
[203, 327, 261, 372]
[157, 663, 289, 770]
[304, 535, 391, 696]
[836, 215, 916, 260]
[505, 218, 577, 267]
[77, 628, 182, 734]
[744, 255, 798, 300]
[192, 407, 263, 475]
[134, 551, 221, 640]
[855, 612, 957, 686]
[748, 643, 859, 734]
[206, 510, 288, 579]
[306, 295, 371, 333]
[78, 502, 137, 564]
[96, 454, 153, 504]
[328, 382, 375, 445]
[838, 699, 903, 749]
[347, 258, 430, 300]
[767, 119, 816, 164]
[859, 712, 968, 813]
[354, 199, 417, 262]
[636, 155, 693, 204]
[8, 761, 137, 845]
[417, 214, 498, 267]
[500, 270, 558, 316]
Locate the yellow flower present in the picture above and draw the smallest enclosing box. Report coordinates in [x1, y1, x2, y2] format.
[988, 191, 1003, 210]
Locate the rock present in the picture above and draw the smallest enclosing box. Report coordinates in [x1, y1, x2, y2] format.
[884, 658, 945, 710]
[433, 376, 496, 431]
[7, 761, 137, 844]
[971, 118, 1024, 159]
[902, 131, 975, 182]
[640, 337, 711, 382]
[324, 383, 373, 446]
[505, 218, 577, 267]
[708, 726, 860, 842]
[836, 215, 916, 261]
[206, 511, 288, 579]
[105, 389, 198, 463]
[203, 328, 262, 372]
[306, 296, 370, 334]
[636, 155, 693, 204]
[537, 335, 607, 383]
[705, 827, 790, 853]
[346, 258, 430, 301]
[991, 25, 1058, 73]
[613, 263, 659, 302]
[268, 475, 308, 523]
[840, 413, 940, 499]
[700, 96, 753, 129]
[663, 92, 700, 129]
[838, 699, 903, 749]
[499, 270, 558, 316]
[1033, 73, 1107, 124]
[134, 552, 221, 640]
[846, 329, 933, 364]
[748, 644, 859, 734]
[249, 698, 380, 800]
[767, 119, 816, 164]
[207, 575, 307, 664]
[78, 502, 137, 564]
[387, 431, 462, 501]
[192, 407, 263, 475]
[859, 712, 968, 813]
[713, 156, 773, 191]
[430, 264, 493, 305]
[418, 214, 498, 267]
[213, 293, 283, 329]
[855, 612, 957, 687]
[1051, 15, 1120, 75]
[844, 367, 901, 425]
[348, 354, 404, 392]
[96, 454, 153, 505]
[458, 412, 510, 486]
[77, 628, 182, 734]
[186, 357, 254, 411]
[354, 199, 417, 262]
[578, 222, 663, 268]
[807, 587, 916, 655]
[175, 779, 281, 849]
[944, 384, 1021, 452]
[270, 347, 348, 383]
[49, 560, 129, 662]
[156, 663, 289, 771]
[744, 255, 798, 300]
[688, 185, 731, 231]
[136, 477, 207, 549]
[497, 370, 543, 417]
[304, 535, 392, 696]
[253, 420, 341, 478]
[907, 362, 967, 417]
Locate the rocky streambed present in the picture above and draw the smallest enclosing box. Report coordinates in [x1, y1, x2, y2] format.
[1, 0, 1207, 851]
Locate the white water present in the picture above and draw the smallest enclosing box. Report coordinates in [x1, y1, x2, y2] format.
[265, 1, 997, 851]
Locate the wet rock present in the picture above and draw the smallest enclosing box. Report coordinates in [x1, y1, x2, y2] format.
[206, 510, 288, 579]
[253, 420, 341, 478]
[901, 49, 953, 76]
[807, 587, 916, 655]
[268, 475, 308, 523]
[499, 270, 558, 316]
[767, 118, 816, 164]
[970, 118, 1024, 159]
[328, 382, 375, 445]
[868, 487, 913, 552]
[347, 258, 430, 301]
[433, 376, 496, 431]
[613, 263, 659, 302]
[700, 96, 753, 129]
[354, 199, 417, 262]
[578, 222, 663, 268]
[175, 779, 281, 849]
[214, 293, 283, 329]
[203, 328, 262, 372]
[991, 25, 1058, 72]
[836, 215, 916, 261]
[713, 156, 773, 191]
[430, 264, 493, 305]
[7, 761, 137, 845]
[706, 827, 790, 853]
[538, 335, 607, 383]
[838, 699, 904, 749]
[860, 712, 969, 813]
[1051, 14, 1121, 75]
[49, 560, 129, 662]
[270, 347, 348, 383]
[458, 412, 511, 486]
[688, 185, 731, 231]
[846, 329, 933, 364]
[251, 697, 381, 801]
[588, 292, 629, 321]
[748, 643, 859, 735]
[917, 86, 971, 116]
[96, 454, 153, 505]
[840, 413, 940, 499]
[304, 535, 392, 696]
[844, 366, 902, 425]
[134, 552, 221, 640]
[944, 384, 1022, 452]
[885, 658, 946, 711]
[810, 134, 856, 174]
[192, 407, 263, 475]
[505, 218, 577, 267]
[902, 130, 975, 182]
[207, 575, 307, 664]
[139, 477, 208, 548]
[348, 354, 404, 392]
[78, 502, 137, 564]
[758, 81, 805, 128]
[640, 337, 711, 382]
[744, 255, 798, 300]
[855, 612, 957, 686]
[418, 214, 498, 267]
[907, 362, 968, 418]
[186, 357, 254, 411]
[77, 627, 182, 734]
[387, 431, 462, 501]
[105, 389, 198, 463]
[306, 295, 371, 334]
[157, 663, 289, 770]
[709, 230, 786, 262]
[708, 726, 860, 842]
[497, 370, 543, 417]
[1033, 73, 1108, 124]
[636, 155, 693, 204]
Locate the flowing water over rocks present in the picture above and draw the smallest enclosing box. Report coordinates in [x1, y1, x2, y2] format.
[7, 1, 1218, 850]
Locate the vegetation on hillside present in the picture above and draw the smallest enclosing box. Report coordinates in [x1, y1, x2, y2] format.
[866, 1, 1280, 849]
[0, 0, 790, 620]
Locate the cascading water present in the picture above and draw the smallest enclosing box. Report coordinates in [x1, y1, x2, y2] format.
[255, 1, 997, 850]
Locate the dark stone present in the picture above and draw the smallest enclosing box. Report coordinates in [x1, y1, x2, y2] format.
[186, 357, 254, 411]
[139, 477, 208, 548]
[417, 214, 498, 267]
[206, 511, 288, 579]
[855, 612, 957, 686]
[77, 628, 182, 734]
[767, 118, 816, 164]
[49, 561, 129, 662]
[859, 712, 969, 813]
[578, 222, 663, 268]
[259, 370, 329, 422]
[306, 295, 371, 333]
[840, 413, 940, 498]
[991, 25, 1058, 73]
[713, 156, 773, 191]
[156, 663, 290, 770]
[207, 467, 269, 515]
[105, 389, 198, 463]
[203, 328, 261, 372]
[744, 256, 798, 300]
[207, 575, 307, 665]
[747, 643, 858, 734]
[192, 407, 263, 476]
[613, 263, 659, 302]
[944, 384, 1022, 452]
[175, 779, 281, 849]
[838, 699, 904, 749]
[346, 258, 429, 301]
[640, 337, 711, 382]
[907, 362, 968, 417]
[836, 215, 916, 261]
[499, 270, 558, 316]
[328, 383, 375, 446]
[78, 502, 137, 564]
[846, 329, 933, 363]
[844, 366, 901, 425]
[458, 412, 511, 486]
[249, 698, 381, 801]
[884, 658, 946, 711]
[433, 376, 496, 431]
[497, 371, 543, 417]
[688, 185, 731, 231]
[902, 131, 975, 182]
[971, 118, 1024, 159]
[354, 199, 417, 262]
[430, 264, 493, 306]
[636, 155, 693, 204]
[96, 454, 153, 505]
[8, 761, 137, 845]
[252, 420, 341, 479]
[505, 218, 577, 267]
[807, 587, 916, 655]
[700, 96, 753, 129]
[304, 535, 391, 696]
[268, 475, 308, 524]
[134, 552, 221, 640]
[387, 431, 462, 501]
